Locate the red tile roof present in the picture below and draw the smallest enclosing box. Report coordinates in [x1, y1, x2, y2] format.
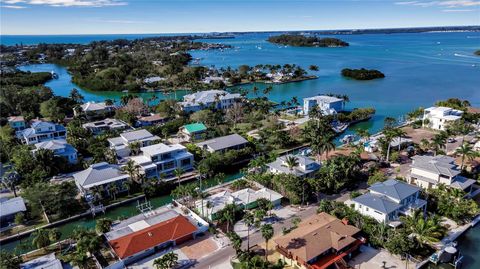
[109, 215, 198, 259]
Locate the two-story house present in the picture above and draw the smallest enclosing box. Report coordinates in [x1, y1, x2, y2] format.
[352, 179, 427, 226]
[303, 95, 344, 116]
[20, 120, 67, 145]
[266, 154, 321, 178]
[32, 139, 78, 163]
[422, 106, 463, 131]
[108, 129, 160, 158]
[130, 143, 194, 178]
[409, 155, 475, 193]
[179, 90, 242, 113]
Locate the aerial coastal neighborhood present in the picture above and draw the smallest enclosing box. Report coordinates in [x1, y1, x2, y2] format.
[1, 10, 480, 269]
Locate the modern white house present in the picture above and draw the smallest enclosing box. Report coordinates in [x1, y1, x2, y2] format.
[422, 106, 463, 130]
[20, 120, 67, 145]
[73, 162, 130, 199]
[196, 187, 283, 221]
[82, 118, 129, 135]
[32, 139, 78, 164]
[266, 154, 321, 178]
[303, 95, 344, 116]
[75, 101, 116, 119]
[179, 90, 241, 113]
[352, 179, 427, 226]
[108, 129, 160, 158]
[130, 143, 194, 178]
[409, 155, 476, 193]
[196, 133, 249, 153]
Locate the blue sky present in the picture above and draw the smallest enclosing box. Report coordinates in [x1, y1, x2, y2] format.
[1, 0, 479, 35]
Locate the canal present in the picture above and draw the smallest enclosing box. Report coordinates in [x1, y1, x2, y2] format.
[1, 172, 242, 254]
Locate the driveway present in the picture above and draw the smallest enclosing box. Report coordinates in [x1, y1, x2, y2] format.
[348, 245, 416, 269]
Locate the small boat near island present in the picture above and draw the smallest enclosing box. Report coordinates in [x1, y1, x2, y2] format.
[50, 71, 58, 79]
[340, 134, 355, 144]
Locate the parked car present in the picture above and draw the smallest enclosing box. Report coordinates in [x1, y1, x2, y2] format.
[447, 138, 456, 143]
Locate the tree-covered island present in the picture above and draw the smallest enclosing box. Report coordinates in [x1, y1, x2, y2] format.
[341, 68, 385, 80]
[1, 36, 318, 93]
[475, 50, 480, 56]
[267, 34, 349, 47]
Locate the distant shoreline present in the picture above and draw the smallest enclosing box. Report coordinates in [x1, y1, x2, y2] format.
[2, 25, 479, 38]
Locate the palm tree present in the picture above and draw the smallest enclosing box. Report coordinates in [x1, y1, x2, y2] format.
[456, 142, 477, 170]
[128, 141, 141, 156]
[222, 203, 236, 232]
[284, 155, 299, 171]
[31, 229, 51, 250]
[108, 183, 119, 200]
[174, 167, 184, 187]
[321, 135, 336, 160]
[155, 252, 178, 269]
[383, 129, 396, 162]
[122, 159, 141, 183]
[243, 211, 255, 253]
[70, 251, 89, 269]
[260, 224, 274, 261]
[401, 210, 444, 247]
[394, 128, 407, 151]
[122, 180, 132, 196]
[431, 134, 447, 156]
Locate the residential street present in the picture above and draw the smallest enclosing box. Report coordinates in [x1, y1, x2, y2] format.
[192, 205, 319, 269]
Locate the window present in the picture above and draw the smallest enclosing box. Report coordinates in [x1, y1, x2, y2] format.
[181, 158, 191, 167]
[163, 161, 175, 170]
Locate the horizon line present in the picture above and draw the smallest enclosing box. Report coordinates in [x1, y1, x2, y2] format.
[1, 25, 479, 36]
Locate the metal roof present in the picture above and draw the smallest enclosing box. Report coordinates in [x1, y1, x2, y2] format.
[369, 179, 420, 201]
[353, 193, 402, 214]
[196, 133, 248, 151]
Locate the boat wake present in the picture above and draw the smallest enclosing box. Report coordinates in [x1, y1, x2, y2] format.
[453, 53, 477, 59]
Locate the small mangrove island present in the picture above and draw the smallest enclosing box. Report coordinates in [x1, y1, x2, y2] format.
[267, 34, 349, 47]
[475, 50, 480, 56]
[341, 68, 385, 80]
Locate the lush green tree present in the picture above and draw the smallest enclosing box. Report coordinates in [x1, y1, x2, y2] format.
[456, 142, 477, 170]
[284, 155, 299, 170]
[0, 251, 21, 269]
[401, 210, 445, 247]
[153, 252, 178, 269]
[96, 218, 113, 234]
[368, 170, 387, 185]
[31, 229, 51, 249]
[48, 228, 62, 244]
[260, 224, 274, 260]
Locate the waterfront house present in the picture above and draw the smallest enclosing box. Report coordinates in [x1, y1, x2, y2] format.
[105, 207, 204, 265]
[130, 143, 194, 178]
[73, 162, 130, 200]
[0, 197, 26, 228]
[274, 212, 365, 269]
[32, 139, 78, 164]
[20, 253, 63, 269]
[196, 133, 249, 153]
[179, 90, 241, 113]
[422, 106, 463, 131]
[196, 187, 283, 221]
[179, 123, 207, 141]
[303, 95, 344, 116]
[75, 101, 116, 120]
[7, 116, 26, 132]
[108, 129, 161, 158]
[202, 76, 227, 84]
[136, 113, 169, 127]
[143, 76, 165, 84]
[352, 179, 427, 226]
[82, 118, 129, 135]
[20, 120, 67, 145]
[266, 155, 321, 178]
[409, 155, 475, 193]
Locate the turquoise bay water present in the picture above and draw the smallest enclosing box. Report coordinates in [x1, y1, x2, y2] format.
[7, 32, 480, 266]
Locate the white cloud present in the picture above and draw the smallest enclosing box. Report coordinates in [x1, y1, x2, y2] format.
[2, 4, 27, 8]
[442, 8, 475, 11]
[1, 0, 127, 8]
[395, 0, 480, 8]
